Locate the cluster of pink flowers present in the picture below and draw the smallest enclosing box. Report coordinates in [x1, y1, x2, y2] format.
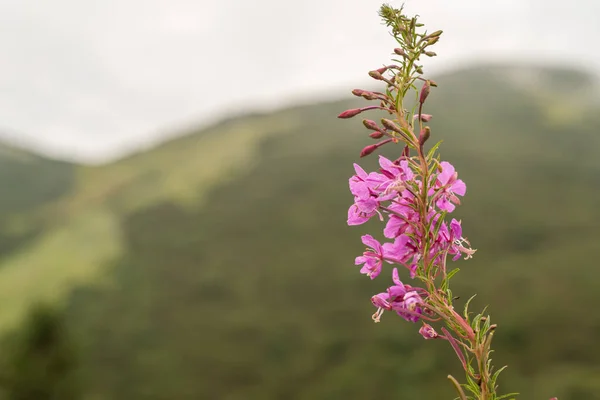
[337, 6, 546, 397]
[348, 155, 475, 324]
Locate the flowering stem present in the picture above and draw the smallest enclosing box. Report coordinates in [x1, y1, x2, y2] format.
[339, 4, 516, 399]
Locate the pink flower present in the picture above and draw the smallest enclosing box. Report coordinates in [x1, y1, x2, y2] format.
[433, 161, 466, 212]
[347, 164, 381, 225]
[435, 218, 476, 261]
[355, 235, 397, 279]
[381, 234, 413, 265]
[349, 163, 370, 199]
[383, 203, 419, 239]
[371, 268, 423, 322]
[367, 156, 414, 196]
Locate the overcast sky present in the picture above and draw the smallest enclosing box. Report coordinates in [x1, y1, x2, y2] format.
[0, 0, 598, 163]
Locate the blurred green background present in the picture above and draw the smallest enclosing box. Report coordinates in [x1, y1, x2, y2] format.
[0, 64, 598, 399]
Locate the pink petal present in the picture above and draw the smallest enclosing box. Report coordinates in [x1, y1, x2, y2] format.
[438, 161, 455, 185]
[371, 293, 390, 309]
[347, 206, 369, 226]
[450, 219, 462, 238]
[378, 155, 395, 171]
[452, 179, 466, 196]
[436, 197, 455, 213]
[361, 234, 380, 251]
[353, 163, 368, 179]
[349, 179, 370, 199]
[355, 256, 368, 265]
[392, 268, 403, 286]
[383, 216, 403, 239]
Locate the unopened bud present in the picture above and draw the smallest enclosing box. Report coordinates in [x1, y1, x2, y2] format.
[351, 89, 365, 97]
[338, 108, 362, 119]
[375, 66, 388, 74]
[381, 118, 402, 133]
[419, 81, 431, 104]
[362, 119, 380, 131]
[419, 126, 431, 146]
[360, 144, 377, 158]
[429, 80, 438, 87]
[425, 30, 443, 39]
[369, 131, 384, 139]
[424, 51, 437, 57]
[394, 48, 406, 57]
[360, 138, 392, 158]
[352, 89, 377, 100]
[427, 36, 440, 46]
[361, 91, 379, 101]
[368, 70, 384, 80]
[414, 113, 433, 122]
[416, 66, 424, 74]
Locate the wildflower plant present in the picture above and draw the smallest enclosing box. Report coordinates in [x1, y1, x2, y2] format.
[338, 4, 524, 399]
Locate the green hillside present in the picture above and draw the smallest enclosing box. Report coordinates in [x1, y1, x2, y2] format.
[0, 143, 74, 263]
[0, 64, 600, 399]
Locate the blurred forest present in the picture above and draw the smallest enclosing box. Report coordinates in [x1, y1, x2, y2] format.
[0, 64, 598, 399]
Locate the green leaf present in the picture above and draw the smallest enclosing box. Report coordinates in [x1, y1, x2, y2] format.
[463, 294, 477, 320]
[426, 140, 443, 161]
[491, 365, 509, 384]
[441, 268, 459, 293]
[496, 392, 519, 400]
[446, 267, 460, 281]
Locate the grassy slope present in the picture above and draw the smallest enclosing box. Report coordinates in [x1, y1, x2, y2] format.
[0, 110, 312, 332]
[0, 143, 75, 264]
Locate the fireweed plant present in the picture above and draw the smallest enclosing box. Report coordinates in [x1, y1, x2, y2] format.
[337, 5, 545, 400]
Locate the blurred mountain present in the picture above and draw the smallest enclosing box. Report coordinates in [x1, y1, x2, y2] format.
[0, 64, 599, 399]
[0, 142, 74, 265]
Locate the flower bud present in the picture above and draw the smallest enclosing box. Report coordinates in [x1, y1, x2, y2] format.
[375, 66, 388, 74]
[419, 126, 431, 146]
[351, 89, 365, 97]
[419, 81, 430, 104]
[424, 51, 437, 57]
[338, 108, 362, 119]
[369, 131, 384, 139]
[360, 144, 377, 158]
[381, 118, 402, 133]
[429, 80, 438, 87]
[424, 30, 443, 39]
[427, 36, 440, 46]
[413, 113, 433, 122]
[419, 323, 439, 339]
[368, 70, 384, 80]
[361, 91, 379, 101]
[394, 48, 406, 57]
[362, 119, 380, 131]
